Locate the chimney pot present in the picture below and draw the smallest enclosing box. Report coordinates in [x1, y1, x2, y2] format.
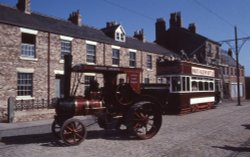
[170, 12, 182, 28]
[188, 23, 196, 33]
[106, 21, 118, 28]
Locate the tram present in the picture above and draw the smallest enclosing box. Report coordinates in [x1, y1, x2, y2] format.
[157, 59, 219, 114]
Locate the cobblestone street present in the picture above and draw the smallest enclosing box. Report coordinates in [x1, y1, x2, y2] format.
[1, 102, 250, 157]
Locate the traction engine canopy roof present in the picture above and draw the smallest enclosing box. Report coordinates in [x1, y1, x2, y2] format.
[72, 64, 142, 74]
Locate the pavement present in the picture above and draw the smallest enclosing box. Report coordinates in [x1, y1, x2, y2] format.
[0, 115, 94, 139]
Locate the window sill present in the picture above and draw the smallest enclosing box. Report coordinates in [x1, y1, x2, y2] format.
[59, 59, 64, 64]
[146, 68, 153, 71]
[129, 66, 136, 68]
[112, 65, 119, 67]
[16, 96, 35, 100]
[20, 56, 38, 61]
[86, 62, 96, 65]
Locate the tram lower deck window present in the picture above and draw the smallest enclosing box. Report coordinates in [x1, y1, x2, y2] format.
[172, 77, 181, 91]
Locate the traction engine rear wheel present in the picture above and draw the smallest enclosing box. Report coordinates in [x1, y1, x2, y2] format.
[60, 118, 87, 146]
[127, 102, 162, 140]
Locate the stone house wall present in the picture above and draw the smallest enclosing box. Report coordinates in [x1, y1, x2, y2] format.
[0, 23, 160, 114]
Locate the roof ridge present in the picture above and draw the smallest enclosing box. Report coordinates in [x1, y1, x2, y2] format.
[0, 3, 102, 33]
[0, 2, 17, 10]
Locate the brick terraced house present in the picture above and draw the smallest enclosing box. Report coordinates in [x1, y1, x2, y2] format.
[154, 12, 245, 100]
[219, 49, 245, 100]
[0, 0, 177, 115]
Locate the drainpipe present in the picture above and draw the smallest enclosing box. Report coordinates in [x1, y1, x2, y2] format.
[47, 32, 50, 104]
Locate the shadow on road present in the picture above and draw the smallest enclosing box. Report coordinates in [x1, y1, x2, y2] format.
[242, 124, 250, 130]
[1, 133, 65, 147]
[0, 129, 133, 147]
[212, 145, 250, 152]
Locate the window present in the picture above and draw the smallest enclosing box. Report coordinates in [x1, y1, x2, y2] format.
[17, 73, 33, 96]
[146, 55, 152, 69]
[112, 49, 120, 66]
[191, 77, 214, 92]
[55, 74, 64, 98]
[86, 44, 96, 64]
[172, 77, 181, 92]
[21, 33, 36, 58]
[84, 75, 95, 88]
[129, 52, 136, 67]
[61, 40, 71, 59]
[208, 43, 212, 53]
[192, 81, 198, 91]
[181, 77, 190, 91]
[199, 82, 204, 91]
[144, 78, 150, 84]
[121, 33, 125, 41]
[116, 32, 120, 40]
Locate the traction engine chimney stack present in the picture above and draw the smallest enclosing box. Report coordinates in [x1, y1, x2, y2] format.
[64, 54, 72, 99]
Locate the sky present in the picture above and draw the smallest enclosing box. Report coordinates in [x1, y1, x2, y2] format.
[1, 0, 250, 76]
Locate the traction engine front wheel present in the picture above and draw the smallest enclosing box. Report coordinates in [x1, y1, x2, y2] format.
[51, 120, 61, 138]
[60, 118, 87, 146]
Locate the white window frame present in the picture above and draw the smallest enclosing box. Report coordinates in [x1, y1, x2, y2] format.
[16, 69, 34, 100]
[112, 48, 120, 66]
[86, 44, 96, 64]
[60, 40, 71, 60]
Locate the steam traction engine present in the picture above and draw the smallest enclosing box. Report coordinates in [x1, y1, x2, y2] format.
[52, 55, 162, 145]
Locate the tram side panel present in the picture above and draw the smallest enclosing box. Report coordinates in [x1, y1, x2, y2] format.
[166, 92, 215, 114]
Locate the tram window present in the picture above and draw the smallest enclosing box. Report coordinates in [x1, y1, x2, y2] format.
[204, 82, 209, 91]
[182, 77, 186, 91]
[172, 77, 181, 91]
[166, 77, 171, 87]
[209, 82, 214, 91]
[192, 81, 198, 91]
[199, 82, 204, 91]
[187, 77, 190, 91]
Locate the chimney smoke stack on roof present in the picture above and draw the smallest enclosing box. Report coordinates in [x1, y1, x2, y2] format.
[68, 10, 82, 26]
[134, 29, 145, 42]
[16, 0, 31, 14]
[188, 23, 196, 33]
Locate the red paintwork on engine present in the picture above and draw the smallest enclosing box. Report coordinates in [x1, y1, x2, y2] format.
[74, 97, 105, 115]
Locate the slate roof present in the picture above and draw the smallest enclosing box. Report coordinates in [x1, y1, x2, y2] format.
[0, 4, 177, 57]
[164, 27, 221, 56]
[101, 24, 120, 38]
[220, 50, 243, 68]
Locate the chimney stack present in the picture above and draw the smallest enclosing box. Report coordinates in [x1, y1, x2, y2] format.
[169, 12, 182, 28]
[228, 48, 233, 57]
[155, 18, 166, 44]
[106, 21, 118, 28]
[68, 10, 82, 26]
[188, 23, 196, 33]
[16, 0, 31, 14]
[134, 29, 145, 42]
